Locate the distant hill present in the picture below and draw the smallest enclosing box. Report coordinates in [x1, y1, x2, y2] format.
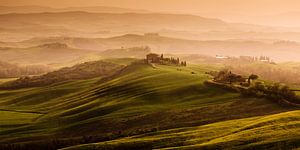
[0, 11, 226, 31]
[100, 46, 151, 58]
[4, 34, 300, 62]
[0, 60, 125, 89]
[0, 42, 98, 65]
[0, 41, 154, 67]
[0, 5, 150, 14]
[0, 11, 289, 42]
[0, 61, 50, 78]
[195, 11, 300, 28]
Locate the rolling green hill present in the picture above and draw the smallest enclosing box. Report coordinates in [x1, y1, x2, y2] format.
[0, 60, 297, 149]
[61, 110, 300, 150]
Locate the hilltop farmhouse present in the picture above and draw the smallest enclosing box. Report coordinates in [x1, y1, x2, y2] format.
[146, 53, 186, 66]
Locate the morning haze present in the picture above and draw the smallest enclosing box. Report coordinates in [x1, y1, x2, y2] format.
[0, 0, 299, 150]
[1, 0, 300, 13]
[2, 0, 300, 27]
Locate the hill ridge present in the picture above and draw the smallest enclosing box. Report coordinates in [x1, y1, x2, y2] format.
[0, 5, 150, 14]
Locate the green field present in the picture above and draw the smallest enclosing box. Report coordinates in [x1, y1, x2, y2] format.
[0, 110, 42, 131]
[62, 110, 300, 150]
[0, 61, 298, 149]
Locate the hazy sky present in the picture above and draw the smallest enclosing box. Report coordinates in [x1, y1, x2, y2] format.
[2, 0, 300, 26]
[1, 0, 300, 15]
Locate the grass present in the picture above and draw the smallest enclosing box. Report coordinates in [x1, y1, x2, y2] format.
[0, 78, 17, 84]
[0, 77, 101, 112]
[61, 110, 300, 150]
[0, 110, 42, 131]
[0, 61, 297, 149]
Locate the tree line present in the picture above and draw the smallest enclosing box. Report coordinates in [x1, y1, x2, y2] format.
[207, 69, 300, 105]
[241, 82, 299, 105]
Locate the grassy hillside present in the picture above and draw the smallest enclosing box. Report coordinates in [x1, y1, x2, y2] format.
[0, 61, 295, 149]
[0, 110, 42, 131]
[61, 110, 300, 150]
[0, 78, 18, 84]
[0, 77, 102, 108]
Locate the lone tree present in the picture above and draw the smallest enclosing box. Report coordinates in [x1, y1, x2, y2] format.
[248, 74, 259, 84]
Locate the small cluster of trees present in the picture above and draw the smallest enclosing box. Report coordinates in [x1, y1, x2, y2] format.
[211, 70, 245, 84]
[208, 69, 300, 105]
[226, 63, 300, 85]
[208, 69, 260, 86]
[160, 54, 186, 66]
[242, 82, 299, 104]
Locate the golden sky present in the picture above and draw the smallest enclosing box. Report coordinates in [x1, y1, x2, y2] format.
[2, 0, 300, 26]
[1, 0, 300, 15]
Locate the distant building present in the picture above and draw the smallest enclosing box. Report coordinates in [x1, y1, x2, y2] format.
[215, 55, 229, 59]
[145, 53, 186, 66]
[146, 53, 161, 63]
[215, 54, 276, 64]
[259, 56, 271, 63]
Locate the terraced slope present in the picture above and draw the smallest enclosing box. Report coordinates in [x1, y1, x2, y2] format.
[0, 61, 295, 149]
[62, 110, 300, 150]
